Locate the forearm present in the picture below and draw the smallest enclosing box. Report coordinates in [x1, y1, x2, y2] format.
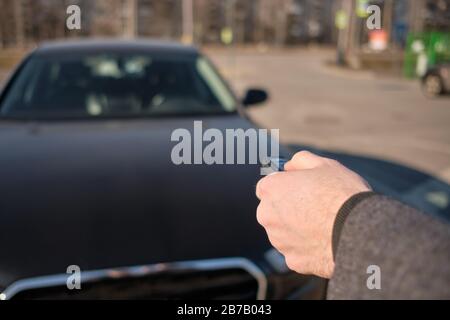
[328, 194, 450, 300]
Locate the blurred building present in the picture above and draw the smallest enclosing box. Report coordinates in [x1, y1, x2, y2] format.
[285, 0, 336, 44]
[0, 0, 448, 49]
[193, 0, 336, 45]
[0, 0, 338, 48]
[138, 0, 182, 39]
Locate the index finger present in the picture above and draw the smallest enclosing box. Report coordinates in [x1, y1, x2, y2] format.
[255, 172, 282, 200]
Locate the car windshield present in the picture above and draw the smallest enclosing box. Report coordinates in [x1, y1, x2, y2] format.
[0, 52, 237, 118]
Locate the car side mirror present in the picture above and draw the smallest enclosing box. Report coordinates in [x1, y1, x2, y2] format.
[242, 88, 268, 107]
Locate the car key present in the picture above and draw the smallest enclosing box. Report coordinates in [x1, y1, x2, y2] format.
[261, 158, 288, 175]
[269, 158, 288, 172]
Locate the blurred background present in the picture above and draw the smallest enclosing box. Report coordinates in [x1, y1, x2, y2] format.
[0, 0, 449, 211]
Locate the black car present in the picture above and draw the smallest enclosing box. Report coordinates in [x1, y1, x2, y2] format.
[0, 40, 325, 300]
[422, 63, 450, 97]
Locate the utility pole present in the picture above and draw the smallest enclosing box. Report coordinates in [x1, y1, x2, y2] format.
[224, 0, 237, 82]
[409, 0, 425, 33]
[14, 0, 25, 48]
[0, 0, 3, 49]
[182, 0, 194, 44]
[275, 0, 288, 47]
[123, 0, 138, 38]
[254, 0, 264, 44]
[384, 0, 394, 45]
[345, 0, 361, 68]
[225, 0, 236, 32]
[224, 0, 236, 45]
[336, 0, 353, 65]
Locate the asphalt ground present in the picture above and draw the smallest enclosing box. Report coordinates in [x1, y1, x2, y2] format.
[208, 47, 450, 184]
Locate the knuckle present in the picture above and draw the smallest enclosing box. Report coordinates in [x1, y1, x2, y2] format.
[285, 256, 300, 272]
[255, 178, 267, 199]
[292, 150, 313, 162]
[326, 158, 340, 166]
[256, 205, 270, 227]
[255, 181, 264, 200]
[267, 235, 284, 252]
[256, 175, 276, 199]
[290, 151, 327, 169]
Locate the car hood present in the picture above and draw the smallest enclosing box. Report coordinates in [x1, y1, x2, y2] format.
[0, 116, 272, 288]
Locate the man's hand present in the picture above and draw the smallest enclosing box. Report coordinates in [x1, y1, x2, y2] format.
[256, 151, 371, 279]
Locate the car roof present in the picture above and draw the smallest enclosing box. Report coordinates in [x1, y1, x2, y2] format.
[34, 39, 199, 57]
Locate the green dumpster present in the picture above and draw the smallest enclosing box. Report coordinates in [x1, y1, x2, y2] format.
[404, 32, 450, 78]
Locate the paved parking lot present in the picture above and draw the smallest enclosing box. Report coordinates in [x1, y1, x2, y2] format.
[209, 48, 450, 184]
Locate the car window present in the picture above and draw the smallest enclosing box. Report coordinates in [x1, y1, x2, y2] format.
[0, 53, 237, 118]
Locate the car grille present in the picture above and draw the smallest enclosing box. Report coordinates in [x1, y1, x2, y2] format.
[2, 258, 267, 300]
[11, 269, 258, 300]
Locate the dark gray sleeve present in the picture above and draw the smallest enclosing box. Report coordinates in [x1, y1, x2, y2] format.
[327, 194, 450, 300]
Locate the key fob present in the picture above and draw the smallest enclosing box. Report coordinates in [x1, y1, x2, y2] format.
[262, 158, 288, 172]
